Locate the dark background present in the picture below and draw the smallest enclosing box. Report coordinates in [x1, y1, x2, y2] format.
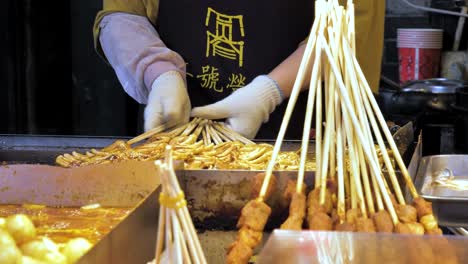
[0, 0, 140, 136]
[0, 0, 466, 137]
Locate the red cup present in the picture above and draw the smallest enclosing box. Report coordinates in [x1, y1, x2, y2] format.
[398, 47, 441, 84]
[397, 28, 443, 83]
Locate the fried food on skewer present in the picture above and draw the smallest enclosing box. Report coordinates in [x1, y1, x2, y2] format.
[251, 173, 278, 200]
[413, 197, 439, 233]
[372, 210, 393, 233]
[395, 204, 417, 223]
[335, 222, 355, 232]
[280, 192, 307, 230]
[226, 200, 271, 264]
[355, 217, 376, 233]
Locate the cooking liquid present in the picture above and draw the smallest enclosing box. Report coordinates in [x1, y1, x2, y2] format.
[0, 204, 132, 244]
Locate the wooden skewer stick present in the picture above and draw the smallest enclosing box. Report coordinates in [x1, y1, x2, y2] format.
[321, 37, 399, 224]
[343, 104, 367, 217]
[335, 93, 346, 221]
[297, 40, 321, 194]
[181, 118, 202, 137]
[204, 125, 212, 145]
[357, 144, 375, 215]
[319, 62, 336, 205]
[341, 40, 406, 206]
[154, 162, 165, 263]
[314, 52, 323, 190]
[214, 123, 254, 145]
[128, 124, 168, 145]
[258, 2, 325, 200]
[191, 120, 207, 141]
[165, 146, 207, 264]
[353, 58, 419, 199]
[209, 124, 223, 145]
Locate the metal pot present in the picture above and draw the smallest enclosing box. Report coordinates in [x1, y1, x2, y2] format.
[379, 78, 464, 115]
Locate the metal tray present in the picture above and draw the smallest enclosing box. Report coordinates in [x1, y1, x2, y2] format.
[0, 161, 160, 264]
[414, 155, 468, 227]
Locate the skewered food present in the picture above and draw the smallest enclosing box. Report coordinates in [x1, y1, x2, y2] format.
[226, 200, 271, 264]
[227, 0, 443, 263]
[150, 147, 207, 264]
[280, 192, 306, 230]
[372, 210, 393, 233]
[251, 173, 277, 200]
[56, 118, 317, 171]
[396, 204, 417, 223]
[355, 217, 376, 233]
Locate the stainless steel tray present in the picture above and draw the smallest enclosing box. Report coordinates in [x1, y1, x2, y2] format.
[414, 155, 468, 227]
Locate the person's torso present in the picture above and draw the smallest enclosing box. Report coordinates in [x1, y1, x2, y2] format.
[155, 0, 314, 139]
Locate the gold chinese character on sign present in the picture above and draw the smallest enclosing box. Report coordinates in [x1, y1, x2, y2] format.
[196, 65, 223, 92]
[226, 73, 246, 91]
[205, 7, 245, 67]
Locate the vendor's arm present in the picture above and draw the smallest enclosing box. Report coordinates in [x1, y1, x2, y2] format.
[269, 0, 385, 98]
[94, 1, 190, 130]
[268, 43, 309, 98]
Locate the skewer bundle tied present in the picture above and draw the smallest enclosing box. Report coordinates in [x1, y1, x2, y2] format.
[228, 0, 442, 263]
[149, 145, 207, 264]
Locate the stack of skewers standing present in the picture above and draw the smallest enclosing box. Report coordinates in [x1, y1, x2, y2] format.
[227, 1, 449, 263]
[150, 145, 207, 264]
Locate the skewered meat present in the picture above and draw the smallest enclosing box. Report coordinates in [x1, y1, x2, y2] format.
[413, 197, 433, 219]
[330, 209, 340, 226]
[335, 222, 355, 232]
[396, 204, 417, 223]
[395, 222, 424, 235]
[356, 217, 376, 233]
[226, 241, 253, 264]
[345, 208, 362, 225]
[228, 199, 271, 264]
[426, 228, 443, 236]
[326, 178, 338, 195]
[406, 222, 425, 235]
[395, 223, 412, 234]
[282, 180, 306, 203]
[420, 214, 438, 231]
[280, 215, 303, 230]
[281, 193, 306, 230]
[238, 227, 262, 248]
[308, 212, 333, 231]
[307, 189, 333, 215]
[251, 173, 277, 201]
[237, 200, 271, 231]
[372, 210, 394, 233]
[288, 193, 306, 218]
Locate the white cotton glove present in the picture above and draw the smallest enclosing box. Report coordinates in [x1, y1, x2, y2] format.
[191, 75, 284, 139]
[144, 71, 191, 131]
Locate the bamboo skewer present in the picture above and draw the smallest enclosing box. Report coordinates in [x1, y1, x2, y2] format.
[128, 124, 168, 145]
[341, 40, 406, 206]
[297, 39, 322, 194]
[335, 94, 346, 222]
[351, 54, 418, 198]
[152, 146, 207, 264]
[258, 2, 325, 200]
[320, 37, 399, 224]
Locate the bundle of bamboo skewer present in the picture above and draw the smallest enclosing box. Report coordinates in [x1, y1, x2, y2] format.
[227, 1, 445, 263]
[55, 118, 316, 171]
[149, 145, 207, 264]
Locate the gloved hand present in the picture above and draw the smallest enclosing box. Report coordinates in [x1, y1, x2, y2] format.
[144, 71, 191, 131]
[191, 75, 284, 139]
